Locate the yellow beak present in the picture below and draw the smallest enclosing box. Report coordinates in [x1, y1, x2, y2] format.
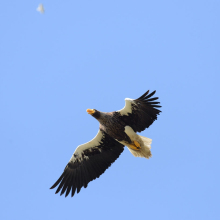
[86, 109, 95, 114]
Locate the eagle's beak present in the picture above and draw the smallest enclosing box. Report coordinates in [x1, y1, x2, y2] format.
[86, 109, 95, 115]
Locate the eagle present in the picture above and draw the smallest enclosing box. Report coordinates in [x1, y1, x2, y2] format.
[50, 90, 161, 197]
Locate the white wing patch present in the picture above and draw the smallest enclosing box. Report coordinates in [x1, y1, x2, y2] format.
[69, 130, 104, 162]
[117, 98, 134, 116]
[36, 4, 45, 13]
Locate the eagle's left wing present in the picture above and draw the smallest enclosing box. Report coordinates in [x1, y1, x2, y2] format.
[50, 129, 124, 197]
[117, 90, 161, 132]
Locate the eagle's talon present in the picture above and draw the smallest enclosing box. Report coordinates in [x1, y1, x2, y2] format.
[128, 141, 141, 151]
[134, 140, 141, 149]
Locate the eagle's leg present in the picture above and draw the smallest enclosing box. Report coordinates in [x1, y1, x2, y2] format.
[134, 140, 141, 148]
[128, 141, 141, 150]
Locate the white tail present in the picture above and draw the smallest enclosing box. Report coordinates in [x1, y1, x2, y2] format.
[128, 135, 152, 159]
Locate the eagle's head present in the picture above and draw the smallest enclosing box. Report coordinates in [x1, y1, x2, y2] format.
[86, 109, 100, 119]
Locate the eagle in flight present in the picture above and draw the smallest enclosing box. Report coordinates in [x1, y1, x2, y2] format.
[50, 90, 161, 197]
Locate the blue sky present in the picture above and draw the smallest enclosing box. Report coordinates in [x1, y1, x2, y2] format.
[1, 1, 220, 219]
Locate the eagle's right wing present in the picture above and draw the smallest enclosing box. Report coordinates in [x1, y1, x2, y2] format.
[50, 129, 124, 197]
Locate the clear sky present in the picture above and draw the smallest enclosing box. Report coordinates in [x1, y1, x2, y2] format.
[1, 1, 220, 219]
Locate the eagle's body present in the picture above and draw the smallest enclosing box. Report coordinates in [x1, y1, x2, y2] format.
[50, 90, 161, 197]
[97, 112, 131, 143]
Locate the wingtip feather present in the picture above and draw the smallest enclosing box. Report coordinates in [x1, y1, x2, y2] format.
[50, 173, 65, 189]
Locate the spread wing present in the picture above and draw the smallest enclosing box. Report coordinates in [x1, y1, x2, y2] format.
[117, 90, 161, 132]
[50, 129, 124, 197]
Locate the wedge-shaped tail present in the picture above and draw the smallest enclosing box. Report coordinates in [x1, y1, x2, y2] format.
[128, 135, 152, 159]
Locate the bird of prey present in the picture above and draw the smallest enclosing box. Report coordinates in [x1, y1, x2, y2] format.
[50, 90, 161, 197]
